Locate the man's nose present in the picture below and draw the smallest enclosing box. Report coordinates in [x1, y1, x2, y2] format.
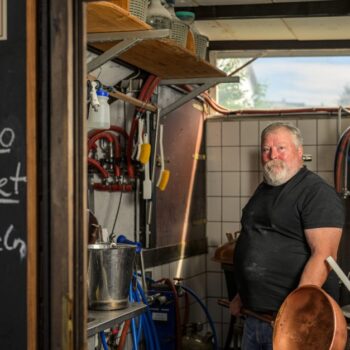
[270, 148, 278, 159]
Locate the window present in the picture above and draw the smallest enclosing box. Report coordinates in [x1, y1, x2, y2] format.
[216, 56, 350, 109]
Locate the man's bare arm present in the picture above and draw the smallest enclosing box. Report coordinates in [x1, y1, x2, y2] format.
[299, 227, 342, 287]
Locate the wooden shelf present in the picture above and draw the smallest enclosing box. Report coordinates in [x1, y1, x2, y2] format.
[87, 1, 226, 79]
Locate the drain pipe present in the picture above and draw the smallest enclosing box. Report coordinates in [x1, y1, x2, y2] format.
[338, 106, 342, 140]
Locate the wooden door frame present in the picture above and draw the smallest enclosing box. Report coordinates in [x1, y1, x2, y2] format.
[37, 0, 87, 348]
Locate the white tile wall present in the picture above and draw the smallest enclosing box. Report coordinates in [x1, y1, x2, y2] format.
[240, 197, 250, 212]
[207, 272, 223, 297]
[186, 274, 206, 300]
[303, 145, 317, 171]
[188, 299, 207, 324]
[240, 171, 259, 196]
[207, 197, 222, 221]
[206, 222, 222, 246]
[222, 197, 240, 222]
[207, 147, 222, 171]
[318, 145, 336, 171]
[222, 121, 240, 146]
[207, 247, 222, 272]
[207, 297, 223, 323]
[222, 172, 240, 196]
[241, 120, 259, 146]
[298, 119, 317, 145]
[240, 146, 259, 171]
[341, 117, 350, 133]
[318, 119, 338, 145]
[206, 172, 222, 196]
[206, 121, 221, 146]
[222, 147, 240, 171]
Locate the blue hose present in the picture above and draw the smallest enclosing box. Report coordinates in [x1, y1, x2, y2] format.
[136, 280, 161, 350]
[129, 277, 160, 350]
[99, 331, 109, 350]
[129, 285, 139, 350]
[132, 284, 144, 342]
[181, 284, 218, 350]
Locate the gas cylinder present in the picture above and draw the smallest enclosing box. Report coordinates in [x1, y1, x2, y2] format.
[181, 323, 213, 350]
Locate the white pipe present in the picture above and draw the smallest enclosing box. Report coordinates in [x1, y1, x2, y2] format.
[337, 106, 342, 140]
[326, 256, 350, 293]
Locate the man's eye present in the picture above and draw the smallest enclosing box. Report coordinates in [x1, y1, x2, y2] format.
[262, 148, 270, 153]
[278, 146, 285, 151]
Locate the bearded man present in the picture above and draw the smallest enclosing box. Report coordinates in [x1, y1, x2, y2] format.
[229, 122, 344, 350]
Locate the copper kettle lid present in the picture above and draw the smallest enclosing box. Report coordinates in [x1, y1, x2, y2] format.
[211, 232, 239, 265]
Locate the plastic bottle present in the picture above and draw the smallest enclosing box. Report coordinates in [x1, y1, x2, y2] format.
[146, 0, 172, 30]
[88, 88, 110, 130]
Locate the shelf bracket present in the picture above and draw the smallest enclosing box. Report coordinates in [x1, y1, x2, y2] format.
[159, 76, 240, 117]
[87, 29, 170, 73]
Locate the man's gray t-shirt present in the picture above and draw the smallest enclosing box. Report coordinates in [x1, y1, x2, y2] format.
[234, 167, 345, 313]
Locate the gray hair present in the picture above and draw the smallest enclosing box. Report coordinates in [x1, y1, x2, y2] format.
[261, 122, 303, 148]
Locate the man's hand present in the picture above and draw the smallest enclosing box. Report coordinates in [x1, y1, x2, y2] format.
[230, 294, 242, 316]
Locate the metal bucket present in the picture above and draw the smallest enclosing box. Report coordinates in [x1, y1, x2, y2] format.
[87, 243, 136, 310]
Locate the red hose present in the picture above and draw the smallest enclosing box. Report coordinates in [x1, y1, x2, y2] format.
[93, 183, 133, 192]
[88, 131, 114, 150]
[88, 125, 129, 141]
[118, 320, 131, 350]
[88, 158, 109, 178]
[88, 127, 135, 179]
[108, 133, 122, 177]
[183, 291, 190, 328]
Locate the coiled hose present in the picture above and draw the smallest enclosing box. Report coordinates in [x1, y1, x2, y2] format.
[129, 277, 161, 350]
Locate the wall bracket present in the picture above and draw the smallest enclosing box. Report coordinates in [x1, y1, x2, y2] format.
[159, 76, 240, 117]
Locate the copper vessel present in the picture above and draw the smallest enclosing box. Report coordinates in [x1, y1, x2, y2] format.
[273, 285, 347, 350]
[211, 232, 239, 265]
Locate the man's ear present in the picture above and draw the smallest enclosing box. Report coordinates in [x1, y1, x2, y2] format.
[298, 146, 303, 158]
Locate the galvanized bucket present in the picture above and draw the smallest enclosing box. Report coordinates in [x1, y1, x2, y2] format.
[87, 243, 136, 310]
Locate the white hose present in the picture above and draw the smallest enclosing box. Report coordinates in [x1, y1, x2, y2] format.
[326, 256, 350, 293]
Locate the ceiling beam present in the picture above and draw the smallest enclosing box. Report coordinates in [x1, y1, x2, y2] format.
[209, 39, 350, 51]
[175, 1, 350, 20]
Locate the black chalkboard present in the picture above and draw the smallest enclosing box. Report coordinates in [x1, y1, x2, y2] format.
[0, 0, 28, 348]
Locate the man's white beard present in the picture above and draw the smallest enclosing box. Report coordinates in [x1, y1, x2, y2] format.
[263, 159, 290, 186]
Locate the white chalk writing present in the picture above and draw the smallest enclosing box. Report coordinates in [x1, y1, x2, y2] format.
[0, 162, 27, 203]
[0, 127, 14, 154]
[0, 225, 27, 259]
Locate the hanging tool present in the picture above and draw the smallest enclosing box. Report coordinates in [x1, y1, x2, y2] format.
[143, 113, 152, 200]
[156, 124, 170, 191]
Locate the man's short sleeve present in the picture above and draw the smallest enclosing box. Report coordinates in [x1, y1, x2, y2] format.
[301, 182, 345, 229]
